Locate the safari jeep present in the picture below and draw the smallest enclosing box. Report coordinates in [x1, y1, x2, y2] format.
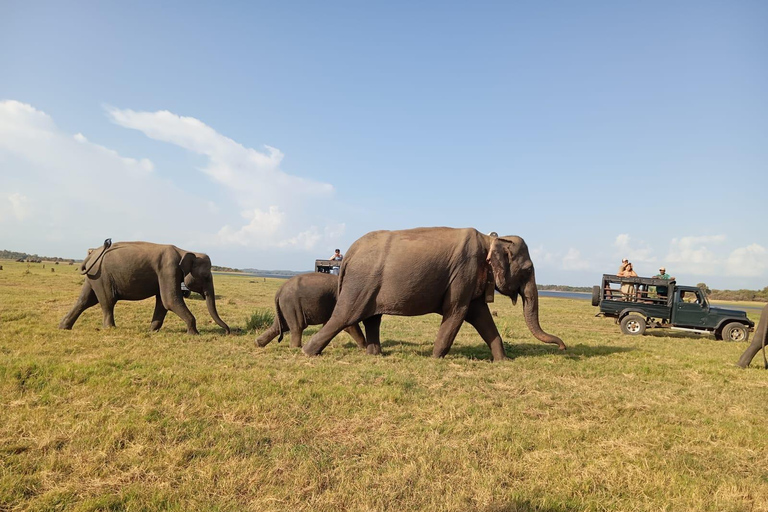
[592, 274, 754, 341]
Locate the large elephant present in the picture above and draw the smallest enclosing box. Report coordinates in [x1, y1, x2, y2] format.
[59, 241, 230, 334]
[255, 272, 366, 349]
[736, 303, 768, 368]
[302, 227, 565, 361]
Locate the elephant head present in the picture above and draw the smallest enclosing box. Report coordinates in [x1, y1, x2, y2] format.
[179, 251, 231, 334]
[487, 235, 566, 350]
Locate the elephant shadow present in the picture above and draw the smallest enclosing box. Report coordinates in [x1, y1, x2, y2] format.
[479, 499, 581, 512]
[377, 339, 633, 361]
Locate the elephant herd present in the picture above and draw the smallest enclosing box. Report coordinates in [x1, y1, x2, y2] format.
[59, 227, 564, 360]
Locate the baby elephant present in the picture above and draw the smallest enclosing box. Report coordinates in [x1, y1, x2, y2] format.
[256, 273, 366, 349]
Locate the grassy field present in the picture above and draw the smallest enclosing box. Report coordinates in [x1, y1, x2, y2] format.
[1, 260, 767, 511]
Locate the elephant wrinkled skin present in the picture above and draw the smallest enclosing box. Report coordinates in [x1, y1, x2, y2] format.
[59, 241, 230, 334]
[736, 303, 768, 368]
[255, 272, 366, 349]
[302, 227, 565, 360]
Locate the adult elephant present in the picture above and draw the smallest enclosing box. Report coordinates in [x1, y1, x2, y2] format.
[255, 272, 366, 349]
[736, 303, 768, 369]
[59, 241, 230, 334]
[302, 227, 565, 361]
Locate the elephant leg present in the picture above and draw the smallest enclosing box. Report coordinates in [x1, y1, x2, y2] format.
[59, 281, 99, 329]
[160, 290, 198, 335]
[288, 327, 304, 349]
[99, 299, 117, 328]
[343, 323, 367, 349]
[159, 269, 198, 334]
[303, 317, 350, 356]
[362, 315, 383, 355]
[432, 307, 469, 358]
[150, 295, 168, 332]
[255, 319, 280, 347]
[464, 300, 508, 362]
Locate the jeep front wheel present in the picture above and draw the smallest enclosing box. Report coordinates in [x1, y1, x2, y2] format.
[721, 322, 749, 342]
[620, 314, 646, 336]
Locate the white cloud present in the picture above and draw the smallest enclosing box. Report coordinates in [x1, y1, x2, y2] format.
[613, 234, 655, 263]
[664, 235, 726, 275]
[0, 100, 346, 265]
[105, 106, 337, 249]
[7, 192, 30, 220]
[561, 248, 590, 271]
[726, 244, 768, 277]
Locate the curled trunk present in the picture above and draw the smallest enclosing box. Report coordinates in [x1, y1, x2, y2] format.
[521, 274, 565, 350]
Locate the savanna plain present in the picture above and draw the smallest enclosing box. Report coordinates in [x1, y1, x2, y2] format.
[1, 261, 767, 512]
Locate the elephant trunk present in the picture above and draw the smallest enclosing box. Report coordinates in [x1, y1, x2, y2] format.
[203, 282, 230, 334]
[520, 274, 566, 350]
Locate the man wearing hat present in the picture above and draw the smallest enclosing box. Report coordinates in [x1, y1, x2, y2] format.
[653, 266, 674, 299]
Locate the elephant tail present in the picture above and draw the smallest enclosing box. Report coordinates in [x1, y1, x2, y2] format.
[275, 294, 286, 343]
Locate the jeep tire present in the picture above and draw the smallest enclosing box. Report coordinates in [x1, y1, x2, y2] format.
[721, 322, 749, 343]
[620, 314, 646, 336]
[591, 286, 601, 307]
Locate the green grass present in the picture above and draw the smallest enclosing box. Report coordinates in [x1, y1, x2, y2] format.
[1, 260, 766, 511]
[246, 308, 275, 332]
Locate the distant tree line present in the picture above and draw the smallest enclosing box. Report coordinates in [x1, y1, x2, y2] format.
[698, 282, 768, 302]
[0, 249, 78, 263]
[211, 266, 242, 273]
[537, 284, 591, 293]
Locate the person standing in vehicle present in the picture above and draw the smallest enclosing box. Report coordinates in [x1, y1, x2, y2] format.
[618, 258, 629, 274]
[653, 266, 674, 298]
[618, 262, 638, 300]
[329, 249, 343, 275]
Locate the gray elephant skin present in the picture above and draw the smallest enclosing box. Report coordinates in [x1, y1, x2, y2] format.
[736, 303, 768, 368]
[59, 241, 230, 334]
[255, 272, 366, 349]
[302, 227, 565, 361]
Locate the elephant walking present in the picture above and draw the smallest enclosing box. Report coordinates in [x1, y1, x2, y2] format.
[59, 241, 230, 334]
[255, 273, 366, 349]
[302, 227, 564, 361]
[736, 303, 768, 368]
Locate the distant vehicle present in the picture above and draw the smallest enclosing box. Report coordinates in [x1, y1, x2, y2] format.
[314, 259, 340, 274]
[593, 274, 754, 341]
[181, 281, 191, 298]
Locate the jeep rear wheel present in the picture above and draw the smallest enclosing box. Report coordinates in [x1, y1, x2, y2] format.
[721, 322, 749, 343]
[620, 314, 646, 336]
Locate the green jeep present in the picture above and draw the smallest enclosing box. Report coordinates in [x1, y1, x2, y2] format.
[593, 274, 754, 341]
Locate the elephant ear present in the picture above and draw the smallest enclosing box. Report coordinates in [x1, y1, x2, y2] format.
[180, 252, 196, 276]
[489, 237, 533, 305]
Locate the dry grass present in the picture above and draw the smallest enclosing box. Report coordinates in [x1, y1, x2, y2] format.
[1, 260, 767, 511]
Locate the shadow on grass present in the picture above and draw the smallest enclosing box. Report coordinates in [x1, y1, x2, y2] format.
[376, 339, 634, 361]
[481, 500, 580, 512]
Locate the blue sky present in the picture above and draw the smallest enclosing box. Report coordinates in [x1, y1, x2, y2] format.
[1, 1, 766, 289]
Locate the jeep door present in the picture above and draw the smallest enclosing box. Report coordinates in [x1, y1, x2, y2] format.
[672, 289, 714, 328]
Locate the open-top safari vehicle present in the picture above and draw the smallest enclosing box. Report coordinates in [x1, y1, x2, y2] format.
[593, 274, 754, 341]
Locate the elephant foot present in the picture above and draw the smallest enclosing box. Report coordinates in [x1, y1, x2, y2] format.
[366, 344, 382, 356]
[186, 329, 200, 335]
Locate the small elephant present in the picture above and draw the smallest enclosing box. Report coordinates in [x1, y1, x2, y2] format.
[302, 227, 565, 360]
[59, 241, 229, 334]
[256, 272, 366, 349]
